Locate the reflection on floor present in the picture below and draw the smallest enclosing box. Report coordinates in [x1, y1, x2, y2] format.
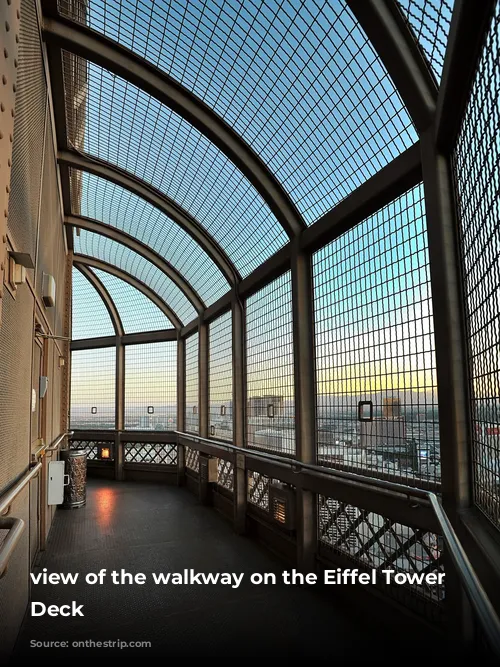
[14, 479, 453, 658]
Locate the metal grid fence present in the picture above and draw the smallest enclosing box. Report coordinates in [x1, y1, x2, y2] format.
[57, 0, 416, 228]
[124, 442, 177, 466]
[70, 348, 116, 429]
[72, 267, 116, 339]
[209, 312, 233, 442]
[318, 495, 445, 622]
[397, 0, 454, 82]
[185, 446, 199, 472]
[92, 268, 173, 333]
[246, 272, 295, 456]
[185, 333, 199, 434]
[124, 342, 177, 431]
[247, 470, 271, 511]
[313, 185, 440, 487]
[454, 3, 500, 527]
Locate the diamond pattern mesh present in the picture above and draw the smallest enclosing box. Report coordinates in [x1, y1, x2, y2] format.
[217, 459, 234, 492]
[124, 442, 177, 465]
[185, 446, 199, 472]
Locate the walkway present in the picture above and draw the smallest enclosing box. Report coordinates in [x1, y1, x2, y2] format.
[14, 480, 454, 659]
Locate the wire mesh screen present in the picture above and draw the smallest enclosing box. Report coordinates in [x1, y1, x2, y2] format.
[185, 333, 199, 434]
[58, 0, 416, 226]
[62, 54, 285, 278]
[313, 185, 440, 487]
[91, 268, 173, 333]
[66, 161, 228, 305]
[454, 3, 500, 527]
[397, 0, 454, 82]
[124, 342, 177, 431]
[246, 273, 295, 456]
[209, 312, 233, 442]
[217, 459, 234, 493]
[124, 442, 177, 466]
[318, 495, 445, 622]
[70, 348, 116, 429]
[72, 267, 116, 340]
[73, 228, 196, 325]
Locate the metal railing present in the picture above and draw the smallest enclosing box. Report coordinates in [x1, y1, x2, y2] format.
[175, 430, 500, 657]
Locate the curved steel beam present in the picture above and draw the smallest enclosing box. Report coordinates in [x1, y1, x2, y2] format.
[42, 15, 306, 238]
[59, 149, 240, 284]
[66, 215, 205, 314]
[74, 256, 182, 330]
[75, 263, 125, 336]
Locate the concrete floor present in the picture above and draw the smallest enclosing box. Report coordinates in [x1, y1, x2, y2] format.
[12, 479, 459, 660]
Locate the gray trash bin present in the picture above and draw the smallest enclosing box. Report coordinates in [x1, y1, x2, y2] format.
[60, 448, 87, 509]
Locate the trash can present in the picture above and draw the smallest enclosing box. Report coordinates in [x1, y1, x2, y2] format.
[60, 448, 87, 509]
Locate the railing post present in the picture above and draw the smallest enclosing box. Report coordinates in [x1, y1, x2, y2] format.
[177, 335, 186, 485]
[232, 292, 247, 534]
[198, 318, 210, 504]
[291, 240, 317, 573]
[115, 337, 125, 481]
[420, 130, 473, 644]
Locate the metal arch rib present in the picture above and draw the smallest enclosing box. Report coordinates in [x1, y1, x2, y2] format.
[73, 256, 183, 330]
[66, 215, 205, 314]
[75, 263, 125, 336]
[42, 15, 306, 239]
[59, 149, 240, 284]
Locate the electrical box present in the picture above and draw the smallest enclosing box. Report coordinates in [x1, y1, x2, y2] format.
[39, 376, 49, 399]
[42, 273, 56, 307]
[199, 456, 218, 483]
[12, 261, 26, 285]
[48, 461, 66, 505]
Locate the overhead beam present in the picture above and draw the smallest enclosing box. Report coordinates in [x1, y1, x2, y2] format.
[66, 215, 205, 313]
[435, 0, 496, 152]
[348, 0, 437, 134]
[59, 149, 240, 284]
[75, 264, 124, 336]
[71, 328, 178, 350]
[73, 256, 182, 329]
[42, 15, 306, 238]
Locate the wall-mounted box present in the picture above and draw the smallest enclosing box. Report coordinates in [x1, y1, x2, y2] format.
[42, 273, 56, 307]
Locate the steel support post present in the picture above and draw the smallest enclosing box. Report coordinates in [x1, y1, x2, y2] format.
[198, 319, 210, 503]
[291, 240, 317, 573]
[114, 338, 125, 481]
[177, 336, 186, 486]
[421, 129, 473, 643]
[232, 293, 247, 534]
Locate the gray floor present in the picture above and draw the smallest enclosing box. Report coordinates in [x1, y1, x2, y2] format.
[13, 479, 456, 660]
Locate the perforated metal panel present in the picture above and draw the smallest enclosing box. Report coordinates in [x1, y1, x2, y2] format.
[185, 332, 199, 434]
[209, 311, 232, 442]
[313, 185, 440, 487]
[58, 0, 417, 227]
[454, 2, 500, 527]
[72, 267, 115, 339]
[8, 0, 46, 264]
[246, 273, 295, 456]
[91, 268, 173, 333]
[397, 0, 454, 82]
[124, 342, 177, 431]
[70, 348, 116, 429]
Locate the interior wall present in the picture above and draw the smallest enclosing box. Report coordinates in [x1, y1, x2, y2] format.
[0, 0, 69, 659]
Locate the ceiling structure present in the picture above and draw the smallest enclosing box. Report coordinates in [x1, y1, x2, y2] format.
[41, 0, 454, 329]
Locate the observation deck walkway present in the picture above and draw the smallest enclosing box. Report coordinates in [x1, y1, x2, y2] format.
[12, 480, 456, 660]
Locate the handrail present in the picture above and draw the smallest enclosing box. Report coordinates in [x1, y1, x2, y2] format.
[0, 517, 25, 578]
[176, 430, 500, 656]
[46, 430, 74, 454]
[0, 462, 42, 516]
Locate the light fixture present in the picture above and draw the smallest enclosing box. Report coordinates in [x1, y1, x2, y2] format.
[147, 406, 154, 414]
[269, 483, 296, 530]
[97, 443, 114, 460]
[220, 405, 226, 416]
[91, 407, 97, 414]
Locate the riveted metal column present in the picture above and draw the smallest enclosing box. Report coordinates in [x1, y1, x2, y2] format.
[115, 337, 125, 480]
[421, 130, 473, 642]
[177, 335, 186, 485]
[232, 292, 247, 534]
[198, 318, 210, 503]
[291, 240, 317, 573]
